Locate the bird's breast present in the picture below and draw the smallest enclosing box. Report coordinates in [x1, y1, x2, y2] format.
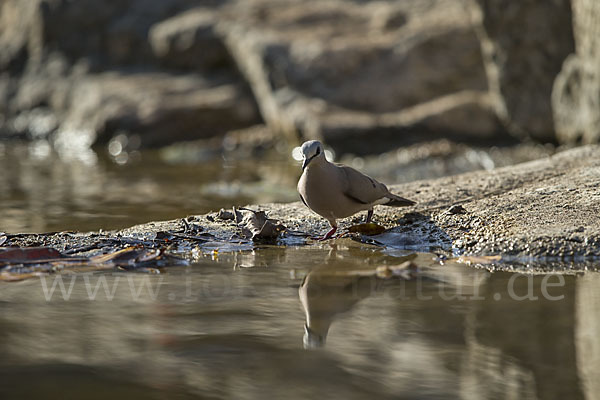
[298, 167, 367, 220]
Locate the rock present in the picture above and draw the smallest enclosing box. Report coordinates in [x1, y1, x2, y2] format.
[219, 0, 502, 148]
[55, 72, 260, 147]
[0, 0, 233, 71]
[0, 0, 41, 72]
[0, 0, 261, 146]
[410, 145, 600, 261]
[38, 0, 208, 68]
[447, 205, 467, 215]
[217, 208, 236, 220]
[467, 0, 575, 142]
[316, 90, 501, 152]
[0, 0, 167, 71]
[5, 64, 261, 145]
[339, 139, 557, 183]
[0, 0, 595, 150]
[149, 8, 230, 71]
[552, 0, 600, 144]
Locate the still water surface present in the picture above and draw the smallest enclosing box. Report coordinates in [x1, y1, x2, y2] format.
[1, 141, 598, 399]
[0, 245, 595, 399]
[0, 141, 298, 233]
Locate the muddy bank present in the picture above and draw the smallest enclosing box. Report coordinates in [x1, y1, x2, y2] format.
[3, 145, 600, 272]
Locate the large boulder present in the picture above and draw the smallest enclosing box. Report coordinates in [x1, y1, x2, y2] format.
[552, 0, 600, 144]
[467, 0, 575, 142]
[219, 0, 501, 150]
[36, 0, 224, 68]
[149, 8, 231, 71]
[55, 72, 259, 148]
[0, 0, 261, 146]
[0, 0, 42, 72]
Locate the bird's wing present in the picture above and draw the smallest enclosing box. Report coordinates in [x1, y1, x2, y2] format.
[337, 164, 389, 205]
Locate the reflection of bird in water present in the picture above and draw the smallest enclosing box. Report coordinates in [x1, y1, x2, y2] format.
[299, 261, 380, 349]
[298, 247, 490, 349]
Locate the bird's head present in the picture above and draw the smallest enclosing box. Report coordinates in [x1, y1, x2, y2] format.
[300, 140, 325, 170]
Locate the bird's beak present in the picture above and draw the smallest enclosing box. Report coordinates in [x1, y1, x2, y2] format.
[302, 157, 310, 170]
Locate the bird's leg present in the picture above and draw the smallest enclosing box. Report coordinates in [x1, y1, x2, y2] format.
[366, 209, 373, 224]
[316, 220, 338, 241]
[319, 226, 337, 241]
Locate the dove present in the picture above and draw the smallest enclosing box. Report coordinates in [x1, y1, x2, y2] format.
[297, 140, 415, 240]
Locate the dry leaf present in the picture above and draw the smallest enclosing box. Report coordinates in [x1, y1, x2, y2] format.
[0, 246, 187, 281]
[0, 247, 64, 263]
[235, 208, 286, 240]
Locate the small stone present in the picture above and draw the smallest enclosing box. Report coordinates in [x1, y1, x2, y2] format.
[217, 209, 235, 220]
[448, 204, 467, 214]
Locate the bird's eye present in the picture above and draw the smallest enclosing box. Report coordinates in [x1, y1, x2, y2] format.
[316, 147, 320, 155]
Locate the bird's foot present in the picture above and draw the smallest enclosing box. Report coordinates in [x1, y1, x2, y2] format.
[314, 226, 337, 241]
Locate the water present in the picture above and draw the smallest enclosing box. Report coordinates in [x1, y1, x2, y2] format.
[0, 244, 594, 399]
[1, 141, 598, 399]
[0, 141, 299, 233]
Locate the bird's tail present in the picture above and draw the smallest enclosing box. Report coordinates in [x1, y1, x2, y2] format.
[384, 193, 416, 207]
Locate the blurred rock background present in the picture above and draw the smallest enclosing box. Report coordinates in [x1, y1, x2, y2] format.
[0, 0, 596, 156]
